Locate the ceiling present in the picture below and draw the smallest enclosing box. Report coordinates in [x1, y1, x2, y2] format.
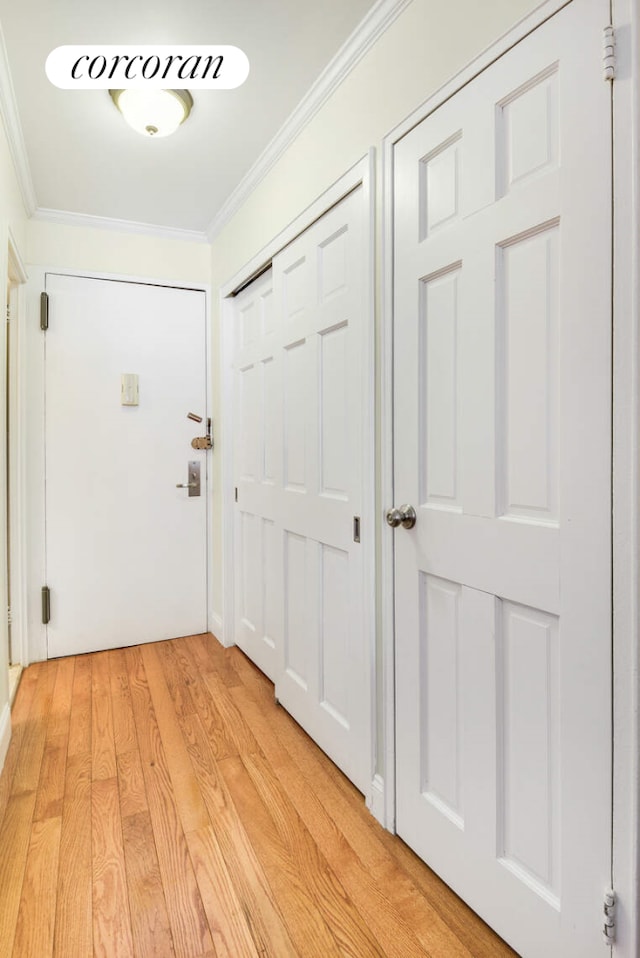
[0, 0, 379, 237]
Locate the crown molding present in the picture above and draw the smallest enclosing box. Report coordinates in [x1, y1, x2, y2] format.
[32, 207, 209, 244]
[0, 21, 37, 216]
[205, 0, 412, 241]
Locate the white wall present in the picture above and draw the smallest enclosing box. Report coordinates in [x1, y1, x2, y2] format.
[208, 0, 542, 725]
[27, 220, 210, 286]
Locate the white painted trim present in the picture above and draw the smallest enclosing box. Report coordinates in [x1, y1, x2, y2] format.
[366, 773, 386, 824]
[0, 702, 10, 774]
[220, 153, 377, 806]
[379, 0, 609, 837]
[32, 207, 209, 245]
[380, 127, 397, 832]
[361, 150, 379, 822]
[24, 265, 212, 663]
[7, 227, 27, 284]
[7, 229, 29, 672]
[206, 0, 410, 241]
[220, 293, 236, 652]
[0, 23, 36, 216]
[612, 1, 640, 955]
[209, 611, 224, 644]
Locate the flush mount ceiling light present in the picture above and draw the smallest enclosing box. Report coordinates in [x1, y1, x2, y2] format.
[109, 88, 193, 138]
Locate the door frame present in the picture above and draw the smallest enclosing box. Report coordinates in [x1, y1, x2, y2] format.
[6, 228, 28, 674]
[381, 0, 640, 952]
[219, 153, 377, 808]
[23, 266, 213, 663]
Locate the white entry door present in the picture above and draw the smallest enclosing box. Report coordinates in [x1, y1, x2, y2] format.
[233, 188, 371, 794]
[392, 3, 611, 957]
[45, 274, 208, 658]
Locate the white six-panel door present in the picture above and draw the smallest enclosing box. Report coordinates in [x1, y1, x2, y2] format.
[233, 188, 370, 794]
[46, 274, 209, 657]
[393, 2, 611, 956]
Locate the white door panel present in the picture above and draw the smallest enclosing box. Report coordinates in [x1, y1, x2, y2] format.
[233, 270, 283, 683]
[232, 189, 370, 794]
[393, 3, 611, 956]
[45, 275, 208, 658]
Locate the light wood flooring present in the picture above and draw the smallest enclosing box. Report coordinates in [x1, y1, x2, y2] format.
[0, 633, 517, 958]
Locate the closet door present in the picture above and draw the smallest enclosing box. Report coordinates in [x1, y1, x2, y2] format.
[233, 188, 371, 793]
[233, 270, 281, 682]
[392, 2, 612, 955]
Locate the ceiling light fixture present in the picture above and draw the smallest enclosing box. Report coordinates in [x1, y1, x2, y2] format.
[109, 88, 193, 138]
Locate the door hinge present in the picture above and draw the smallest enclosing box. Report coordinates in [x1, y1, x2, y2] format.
[40, 291, 49, 331]
[603, 888, 616, 943]
[353, 516, 361, 543]
[603, 25, 615, 81]
[7, 606, 12, 626]
[41, 585, 51, 625]
[235, 486, 238, 503]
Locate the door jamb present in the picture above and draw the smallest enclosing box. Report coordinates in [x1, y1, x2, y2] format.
[219, 152, 377, 810]
[6, 228, 28, 673]
[24, 265, 213, 663]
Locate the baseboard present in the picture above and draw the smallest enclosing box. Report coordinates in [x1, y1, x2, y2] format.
[366, 773, 387, 827]
[0, 702, 11, 775]
[209, 611, 224, 643]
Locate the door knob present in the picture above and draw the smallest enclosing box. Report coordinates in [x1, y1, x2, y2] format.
[386, 504, 416, 529]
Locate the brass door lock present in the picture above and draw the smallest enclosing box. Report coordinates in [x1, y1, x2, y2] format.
[187, 413, 213, 450]
[191, 435, 212, 450]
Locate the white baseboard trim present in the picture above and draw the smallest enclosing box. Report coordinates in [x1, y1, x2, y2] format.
[366, 773, 387, 827]
[209, 612, 224, 643]
[0, 702, 11, 775]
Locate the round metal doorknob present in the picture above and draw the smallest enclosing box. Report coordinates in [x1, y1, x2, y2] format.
[385, 504, 416, 530]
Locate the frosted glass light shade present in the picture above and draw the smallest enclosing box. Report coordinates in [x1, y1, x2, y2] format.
[109, 89, 193, 137]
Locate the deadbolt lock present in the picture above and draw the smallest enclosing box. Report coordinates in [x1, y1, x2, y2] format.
[191, 436, 213, 450]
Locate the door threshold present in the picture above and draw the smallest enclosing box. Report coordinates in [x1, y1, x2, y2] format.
[8, 664, 22, 706]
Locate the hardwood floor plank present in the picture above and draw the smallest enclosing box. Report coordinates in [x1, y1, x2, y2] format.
[0, 791, 38, 958]
[92, 777, 134, 958]
[108, 649, 138, 755]
[173, 707, 298, 957]
[12, 816, 62, 958]
[33, 658, 75, 821]
[0, 665, 42, 823]
[54, 752, 93, 958]
[121, 810, 175, 958]
[91, 653, 117, 781]
[186, 825, 262, 958]
[126, 645, 213, 958]
[172, 640, 238, 762]
[218, 753, 348, 958]
[140, 643, 210, 834]
[46, 656, 75, 742]
[11, 661, 58, 795]
[155, 639, 196, 719]
[116, 748, 148, 820]
[34, 734, 68, 821]
[67, 655, 92, 758]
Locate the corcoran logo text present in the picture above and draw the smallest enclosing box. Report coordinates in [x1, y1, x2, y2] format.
[46, 45, 250, 89]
